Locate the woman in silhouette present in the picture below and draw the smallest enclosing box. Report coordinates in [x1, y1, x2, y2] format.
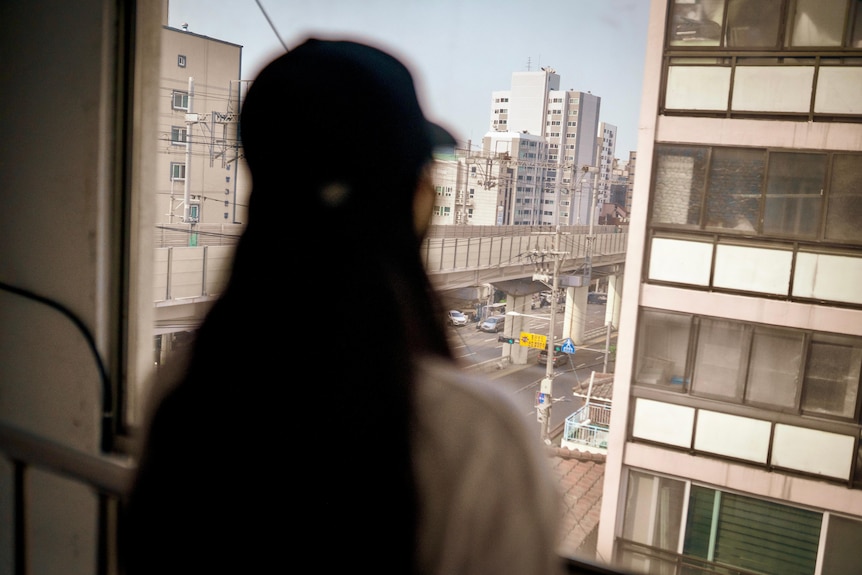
[123, 38, 563, 575]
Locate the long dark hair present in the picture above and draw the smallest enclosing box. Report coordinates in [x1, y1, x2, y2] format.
[123, 39, 454, 574]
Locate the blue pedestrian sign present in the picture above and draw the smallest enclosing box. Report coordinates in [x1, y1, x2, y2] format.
[561, 338, 576, 355]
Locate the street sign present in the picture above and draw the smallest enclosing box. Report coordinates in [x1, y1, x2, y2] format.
[536, 392, 548, 405]
[561, 338, 576, 355]
[520, 332, 548, 350]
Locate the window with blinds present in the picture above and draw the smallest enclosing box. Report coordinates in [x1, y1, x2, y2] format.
[683, 486, 821, 575]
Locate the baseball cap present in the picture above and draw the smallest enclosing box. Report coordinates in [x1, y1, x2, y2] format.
[240, 38, 457, 200]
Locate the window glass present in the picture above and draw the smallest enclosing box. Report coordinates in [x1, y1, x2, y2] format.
[821, 515, 862, 575]
[763, 152, 826, 237]
[622, 471, 685, 550]
[802, 334, 862, 418]
[726, 0, 783, 47]
[787, 0, 847, 46]
[704, 147, 763, 231]
[651, 145, 707, 227]
[635, 309, 692, 387]
[669, 0, 725, 46]
[170, 126, 187, 144]
[825, 154, 862, 243]
[691, 317, 750, 399]
[853, 0, 862, 47]
[745, 326, 804, 408]
[684, 486, 822, 575]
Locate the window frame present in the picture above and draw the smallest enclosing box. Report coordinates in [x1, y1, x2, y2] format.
[633, 307, 862, 423]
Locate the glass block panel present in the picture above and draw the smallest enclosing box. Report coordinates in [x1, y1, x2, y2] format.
[802, 334, 862, 419]
[652, 145, 708, 227]
[704, 147, 763, 231]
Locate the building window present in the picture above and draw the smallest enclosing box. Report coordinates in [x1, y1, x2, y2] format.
[170, 162, 186, 181]
[683, 485, 820, 574]
[669, 0, 862, 49]
[651, 145, 858, 243]
[619, 471, 862, 575]
[802, 334, 862, 418]
[170, 126, 187, 145]
[824, 153, 862, 243]
[177, 54, 187, 67]
[172, 90, 189, 111]
[635, 308, 862, 421]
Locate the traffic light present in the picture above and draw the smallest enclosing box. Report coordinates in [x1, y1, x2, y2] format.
[497, 335, 517, 344]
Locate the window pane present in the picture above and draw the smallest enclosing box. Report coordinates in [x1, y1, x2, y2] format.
[622, 471, 685, 551]
[763, 152, 825, 238]
[669, 0, 725, 46]
[745, 326, 804, 409]
[715, 493, 821, 575]
[651, 145, 708, 227]
[704, 147, 763, 231]
[825, 154, 862, 243]
[853, 1, 862, 47]
[635, 309, 692, 387]
[692, 318, 750, 400]
[726, 0, 783, 47]
[683, 485, 716, 559]
[821, 515, 862, 575]
[802, 334, 862, 418]
[787, 0, 847, 46]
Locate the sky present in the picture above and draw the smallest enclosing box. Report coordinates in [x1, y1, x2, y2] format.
[167, 0, 651, 157]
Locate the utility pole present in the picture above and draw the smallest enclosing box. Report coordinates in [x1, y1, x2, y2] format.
[534, 225, 565, 444]
[183, 76, 194, 224]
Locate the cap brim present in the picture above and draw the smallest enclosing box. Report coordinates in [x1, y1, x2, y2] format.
[427, 121, 457, 149]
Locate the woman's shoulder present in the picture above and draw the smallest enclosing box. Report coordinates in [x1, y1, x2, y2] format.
[414, 356, 530, 440]
[412, 356, 565, 575]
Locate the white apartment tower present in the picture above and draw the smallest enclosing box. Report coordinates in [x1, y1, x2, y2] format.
[597, 1, 862, 574]
[488, 68, 601, 226]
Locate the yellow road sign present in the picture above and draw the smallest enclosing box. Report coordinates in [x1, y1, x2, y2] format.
[519, 332, 547, 350]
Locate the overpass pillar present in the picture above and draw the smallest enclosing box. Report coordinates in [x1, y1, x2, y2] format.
[502, 293, 532, 365]
[605, 272, 623, 329]
[561, 285, 590, 345]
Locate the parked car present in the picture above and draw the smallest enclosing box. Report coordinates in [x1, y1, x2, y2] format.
[588, 292, 608, 304]
[479, 315, 506, 333]
[447, 310, 468, 326]
[538, 348, 570, 367]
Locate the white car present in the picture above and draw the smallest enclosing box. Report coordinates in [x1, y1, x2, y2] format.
[447, 310, 468, 326]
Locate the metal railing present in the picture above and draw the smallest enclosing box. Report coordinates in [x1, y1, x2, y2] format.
[0, 417, 628, 575]
[0, 421, 135, 575]
[563, 403, 612, 450]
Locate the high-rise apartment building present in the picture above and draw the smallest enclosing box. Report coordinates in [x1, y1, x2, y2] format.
[158, 26, 247, 226]
[597, 1, 862, 574]
[487, 68, 602, 226]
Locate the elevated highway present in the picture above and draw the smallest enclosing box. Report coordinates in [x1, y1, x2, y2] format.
[152, 223, 628, 362]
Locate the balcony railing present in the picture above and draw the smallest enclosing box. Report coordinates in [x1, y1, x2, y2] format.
[0, 420, 627, 575]
[563, 403, 611, 452]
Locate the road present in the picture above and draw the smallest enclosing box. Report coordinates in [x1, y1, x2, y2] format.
[446, 303, 616, 438]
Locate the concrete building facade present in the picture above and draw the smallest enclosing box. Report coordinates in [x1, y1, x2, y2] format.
[597, 1, 862, 574]
[157, 26, 248, 227]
